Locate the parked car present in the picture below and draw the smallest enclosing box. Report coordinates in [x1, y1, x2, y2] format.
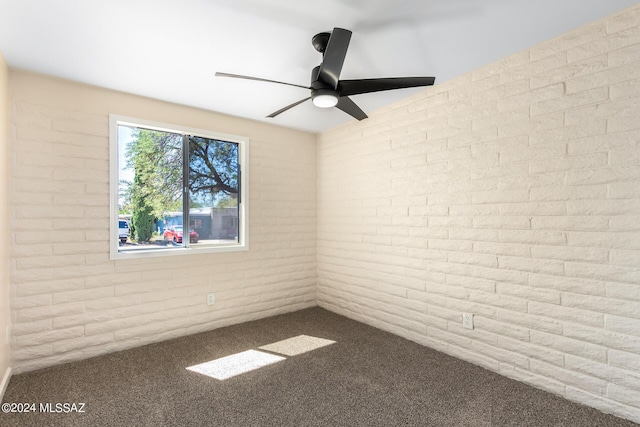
[118, 220, 130, 244]
[164, 226, 199, 243]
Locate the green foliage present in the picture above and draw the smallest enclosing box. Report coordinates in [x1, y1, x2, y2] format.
[131, 203, 154, 243]
[126, 129, 183, 220]
[127, 130, 178, 243]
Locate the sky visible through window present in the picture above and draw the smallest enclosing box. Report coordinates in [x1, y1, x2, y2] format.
[117, 125, 135, 200]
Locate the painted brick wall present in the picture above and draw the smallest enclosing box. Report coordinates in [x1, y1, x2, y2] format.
[318, 4, 640, 423]
[9, 72, 317, 373]
[0, 51, 11, 396]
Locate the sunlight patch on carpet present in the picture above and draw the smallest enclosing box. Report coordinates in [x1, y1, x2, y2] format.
[186, 350, 285, 380]
[259, 334, 336, 356]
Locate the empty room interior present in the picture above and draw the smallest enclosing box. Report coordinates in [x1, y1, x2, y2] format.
[1, 0, 640, 425]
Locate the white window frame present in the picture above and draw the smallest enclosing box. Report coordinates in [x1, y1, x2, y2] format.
[109, 114, 249, 260]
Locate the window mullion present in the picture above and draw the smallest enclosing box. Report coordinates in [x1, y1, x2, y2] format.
[237, 161, 241, 242]
[183, 134, 190, 248]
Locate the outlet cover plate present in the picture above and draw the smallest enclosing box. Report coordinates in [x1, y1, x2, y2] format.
[462, 313, 474, 330]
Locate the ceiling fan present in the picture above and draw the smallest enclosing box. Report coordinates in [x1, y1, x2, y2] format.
[216, 28, 435, 121]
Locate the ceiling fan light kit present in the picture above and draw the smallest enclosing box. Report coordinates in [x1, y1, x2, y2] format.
[311, 89, 339, 108]
[216, 28, 435, 121]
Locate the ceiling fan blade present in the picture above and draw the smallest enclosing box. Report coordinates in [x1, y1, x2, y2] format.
[317, 28, 352, 89]
[216, 72, 310, 90]
[267, 97, 312, 118]
[339, 77, 435, 96]
[336, 96, 368, 121]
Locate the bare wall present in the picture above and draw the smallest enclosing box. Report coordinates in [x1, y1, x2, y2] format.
[318, 4, 640, 423]
[9, 71, 317, 373]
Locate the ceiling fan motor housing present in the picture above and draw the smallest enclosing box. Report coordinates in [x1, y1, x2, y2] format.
[311, 64, 337, 90]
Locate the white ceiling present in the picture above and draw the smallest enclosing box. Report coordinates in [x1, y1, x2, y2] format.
[0, 0, 637, 133]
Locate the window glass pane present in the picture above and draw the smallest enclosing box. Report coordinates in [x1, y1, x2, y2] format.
[188, 136, 239, 246]
[111, 115, 247, 259]
[117, 126, 184, 252]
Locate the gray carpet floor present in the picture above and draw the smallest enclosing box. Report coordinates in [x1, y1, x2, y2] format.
[1, 307, 638, 426]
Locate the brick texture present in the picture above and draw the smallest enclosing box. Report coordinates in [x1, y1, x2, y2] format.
[318, 4, 640, 423]
[9, 72, 317, 373]
[1, 51, 11, 394]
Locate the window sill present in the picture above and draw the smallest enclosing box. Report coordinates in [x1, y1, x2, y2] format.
[110, 243, 248, 261]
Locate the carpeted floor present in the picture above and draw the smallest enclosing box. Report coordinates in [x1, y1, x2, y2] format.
[1, 307, 638, 426]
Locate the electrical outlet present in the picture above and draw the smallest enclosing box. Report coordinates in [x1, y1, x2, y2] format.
[207, 293, 215, 306]
[462, 313, 474, 330]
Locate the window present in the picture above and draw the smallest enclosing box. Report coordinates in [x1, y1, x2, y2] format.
[109, 115, 248, 259]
